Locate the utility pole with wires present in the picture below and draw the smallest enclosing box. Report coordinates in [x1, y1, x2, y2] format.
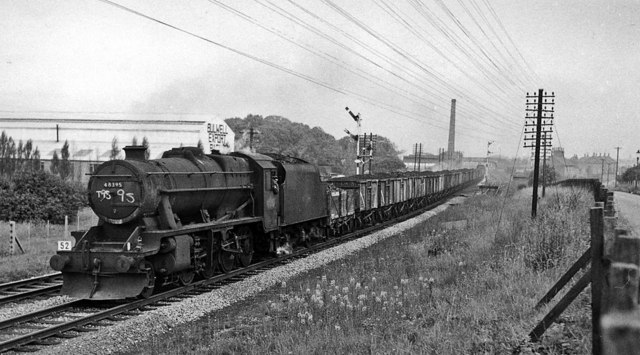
[524, 89, 555, 218]
[413, 143, 423, 172]
[614, 146, 621, 187]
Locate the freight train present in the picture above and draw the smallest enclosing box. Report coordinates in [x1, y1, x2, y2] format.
[49, 146, 483, 299]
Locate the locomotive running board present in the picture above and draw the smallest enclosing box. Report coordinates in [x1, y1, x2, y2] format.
[142, 217, 262, 238]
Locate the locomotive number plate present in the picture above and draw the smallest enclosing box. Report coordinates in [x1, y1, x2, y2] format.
[57, 241, 72, 251]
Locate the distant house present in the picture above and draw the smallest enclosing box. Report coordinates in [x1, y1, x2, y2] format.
[552, 148, 616, 181]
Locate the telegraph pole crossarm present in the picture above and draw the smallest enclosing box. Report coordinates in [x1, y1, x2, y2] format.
[525, 89, 555, 219]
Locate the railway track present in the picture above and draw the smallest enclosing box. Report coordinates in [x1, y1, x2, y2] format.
[0, 189, 473, 353]
[0, 273, 62, 306]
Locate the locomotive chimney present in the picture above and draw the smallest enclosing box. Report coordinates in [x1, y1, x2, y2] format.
[123, 146, 148, 161]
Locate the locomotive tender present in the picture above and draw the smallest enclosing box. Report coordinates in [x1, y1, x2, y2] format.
[50, 146, 483, 299]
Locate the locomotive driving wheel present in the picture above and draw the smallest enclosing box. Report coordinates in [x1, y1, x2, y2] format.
[217, 251, 236, 273]
[236, 227, 254, 267]
[178, 270, 196, 285]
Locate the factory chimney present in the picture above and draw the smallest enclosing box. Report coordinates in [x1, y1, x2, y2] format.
[447, 99, 456, 161]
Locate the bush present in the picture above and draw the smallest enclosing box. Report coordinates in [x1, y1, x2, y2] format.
[0, 170, 87, 223]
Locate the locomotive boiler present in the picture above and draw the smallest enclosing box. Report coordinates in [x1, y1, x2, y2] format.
[49, 146, 328, 299]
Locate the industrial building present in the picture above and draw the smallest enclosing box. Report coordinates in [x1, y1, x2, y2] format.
[0, 113, 235, 183]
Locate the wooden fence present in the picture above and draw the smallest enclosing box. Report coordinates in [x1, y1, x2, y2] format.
[530, 181, 640, 354]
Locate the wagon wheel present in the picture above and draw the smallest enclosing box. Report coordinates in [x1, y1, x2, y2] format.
[236, 227, 254, 267]
[217, 251, 236, 273]
[178, 270, 196, 285]
[139, 261, 155, 298]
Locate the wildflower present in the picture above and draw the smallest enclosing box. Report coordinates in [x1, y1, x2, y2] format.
[371, 276, 377, 283]
[394, 286, 399, 291]
[375, 297, 381, 303]
[331, 295, 337, 303]
[301, 319, 306, 324]
[401, 279, 409, 285]
[347, 304, 354, 311]
[458, 261, 464, 267]
[281, 281, 287, 288]
[382, 307, 387, 311]
[383, 301, 389, 307]
[358, 294, 367, 301]
[330, 280, 336, 286]
[428, 278, 435, 284]
[380, 291, 388, 298]
[306, 288, 311, 294]
[340, 302, 345, 308]
[355, 282, 362, 289]
[364, 286, 369, 291]
[342, 287, 349, 293]
[307, 313, 313, 321]
[322, 275, 328, 283]
[371, 291, 376, 298]
[349, 277, 355, 285]
[316, 283, 321, 289]
[418, 276, 424, 282]
[315, 289, 322, 296]
[362, 306, 367, 312]
[335, 324, 341, 331]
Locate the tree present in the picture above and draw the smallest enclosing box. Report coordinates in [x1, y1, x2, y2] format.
[60, 140, 71, 179]
[23, 140, 33, 171]
[142, 136, 150, 160]
[50, 151, 60, 175]
[528, 164, 556, 186]
[132, 136, 138, 146]
[6, 138, 15, 176]
[32, 148, 41, 171]
[110, 137, 120, 160]
[0, 132, 6, 175]
[197, 139, 204, 152]
[16, 140, 24, 172]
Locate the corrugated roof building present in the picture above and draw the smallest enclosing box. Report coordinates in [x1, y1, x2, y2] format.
[0, 113, 235, 182]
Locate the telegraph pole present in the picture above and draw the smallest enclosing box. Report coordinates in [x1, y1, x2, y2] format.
[614, 146, 621, 187]
[524, 89, 555, 218]
[417, 143, 422, 172]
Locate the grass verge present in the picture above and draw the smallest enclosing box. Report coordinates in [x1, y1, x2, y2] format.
[122, 185, 594, 354]
[0, 208, 97, 283]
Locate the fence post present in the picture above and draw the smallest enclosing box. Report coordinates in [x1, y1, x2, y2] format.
[591, 206, 605, 354]
[9, 221, 15, 255]
[601, 229, 640, 355]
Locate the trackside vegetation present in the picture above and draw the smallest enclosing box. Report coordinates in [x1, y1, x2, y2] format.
[124, 186, 593, 354]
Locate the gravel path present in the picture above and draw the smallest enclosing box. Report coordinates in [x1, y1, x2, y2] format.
[36, 196, 466, 354]
[614, 191, 640, 233]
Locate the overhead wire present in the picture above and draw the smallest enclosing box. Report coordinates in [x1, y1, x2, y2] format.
[318, 0, 525, 131]
[257, 0, 523, 134]
[94, 0, 503, 142]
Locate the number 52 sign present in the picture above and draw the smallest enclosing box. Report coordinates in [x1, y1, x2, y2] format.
[57, 241, 73, 251]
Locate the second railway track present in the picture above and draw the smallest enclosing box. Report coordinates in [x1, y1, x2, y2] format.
[0, 274, 62, 306]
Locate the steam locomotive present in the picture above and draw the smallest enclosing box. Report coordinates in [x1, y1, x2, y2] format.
[50, 146, 482, 299]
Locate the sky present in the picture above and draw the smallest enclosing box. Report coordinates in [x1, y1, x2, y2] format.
[1, 0, 639, 159]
